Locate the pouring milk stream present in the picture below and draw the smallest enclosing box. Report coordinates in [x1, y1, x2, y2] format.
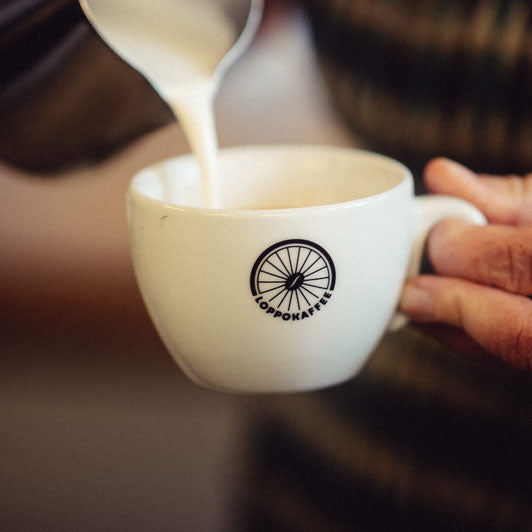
[81, 0, 488, 393]
[80, 0, 263, 208]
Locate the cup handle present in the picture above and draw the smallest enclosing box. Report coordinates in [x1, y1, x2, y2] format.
[388, 195, 487, 331]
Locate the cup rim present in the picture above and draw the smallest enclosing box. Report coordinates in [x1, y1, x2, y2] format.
[128, 144, 413, 216]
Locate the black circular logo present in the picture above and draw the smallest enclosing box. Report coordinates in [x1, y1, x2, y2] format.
[250, 239, 336, 322]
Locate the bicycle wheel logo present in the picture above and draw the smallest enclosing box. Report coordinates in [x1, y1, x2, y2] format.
[250, 239, 336, 322]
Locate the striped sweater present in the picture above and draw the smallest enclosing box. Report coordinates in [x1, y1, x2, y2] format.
[237, 327, 532, 531]
[302, 0, 531, 184]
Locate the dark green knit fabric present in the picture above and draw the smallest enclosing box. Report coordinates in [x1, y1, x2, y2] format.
[237, 328, 532, 531]
[302, 0, 531, 182]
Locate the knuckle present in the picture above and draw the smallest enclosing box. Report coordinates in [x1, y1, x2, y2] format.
[493, 312, 532, 370]
[511, 318, 532, 369]
[475, 228, 532, 294]
[508, 229, 532, 294]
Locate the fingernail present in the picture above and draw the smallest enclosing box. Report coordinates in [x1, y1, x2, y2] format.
[400, 283, 434, 321]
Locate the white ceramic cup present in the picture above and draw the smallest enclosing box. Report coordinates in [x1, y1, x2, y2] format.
[127, 145, 485, 393]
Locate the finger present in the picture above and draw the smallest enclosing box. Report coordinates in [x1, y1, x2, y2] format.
[428, 219, 532, 295]
[424, 158, 532, 225]
[413, 323, 495, 363]
[400, 276, 532, 371]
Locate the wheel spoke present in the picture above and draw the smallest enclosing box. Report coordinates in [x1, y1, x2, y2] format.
[301, 255, 321, 275]
[300, 285, 319, 299]
[265, 259, 289, 278]
[268, 286, 288, 303]
[275, 252, 291, 276]
[305, 264, 327, 278]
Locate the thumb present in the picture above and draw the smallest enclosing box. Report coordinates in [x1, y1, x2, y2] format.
[400, 275, 532, 371]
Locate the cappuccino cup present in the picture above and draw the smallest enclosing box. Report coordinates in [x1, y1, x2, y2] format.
[127, 145, 485, 393]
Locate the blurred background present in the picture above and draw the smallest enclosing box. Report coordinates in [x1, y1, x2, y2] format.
[1, 2, 355, 529]
[1, 1, 531, 530]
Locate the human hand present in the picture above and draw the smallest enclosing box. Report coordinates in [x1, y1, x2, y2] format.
[400, 158, 532, 371]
